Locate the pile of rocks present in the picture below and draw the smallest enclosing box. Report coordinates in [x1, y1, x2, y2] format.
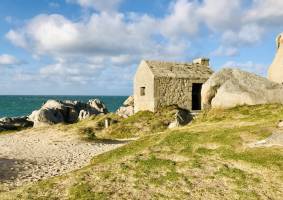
[168, 108, 193, 129]
[29, 99, 108, 127]
[0, 117, 33, 131]
[0, 99, 108, 130]
[116, 96, 134, 118]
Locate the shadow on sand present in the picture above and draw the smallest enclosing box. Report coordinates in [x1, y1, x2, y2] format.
[91, 138, 135, 145]
[0, 158, 31, 183]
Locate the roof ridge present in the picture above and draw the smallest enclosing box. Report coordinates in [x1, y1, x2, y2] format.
[142, 59, 213, 78]
[145, 60, 193, 65]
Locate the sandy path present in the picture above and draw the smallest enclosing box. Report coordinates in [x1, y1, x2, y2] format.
[0, 127, 125, 190]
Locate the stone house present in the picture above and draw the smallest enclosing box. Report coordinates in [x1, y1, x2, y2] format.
[134, 58, 213, 113]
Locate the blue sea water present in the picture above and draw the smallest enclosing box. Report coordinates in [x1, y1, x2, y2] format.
[0, 96, 128, 118]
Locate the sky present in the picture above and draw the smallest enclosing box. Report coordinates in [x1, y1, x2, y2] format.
[0, 0, 282, 95]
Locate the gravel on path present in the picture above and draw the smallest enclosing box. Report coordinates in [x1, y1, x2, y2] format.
[0, 127, 125, 191]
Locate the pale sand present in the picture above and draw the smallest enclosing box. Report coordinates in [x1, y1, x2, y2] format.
[0, 127, 125, 191]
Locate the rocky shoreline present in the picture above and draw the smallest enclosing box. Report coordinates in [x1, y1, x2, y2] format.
[0, 98, 109, 131]
[0, 96, 195, 134]
[0, 97, 134, 191]
[0, 96, 195, 192]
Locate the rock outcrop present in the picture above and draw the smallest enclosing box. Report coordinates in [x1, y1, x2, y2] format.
[249, 130, 283, 148]
[29, 99, 108, 127]
[78, 99, 108, 121]
[168, 108, 193, 129]
[278, 120, 283, 128]
[202, 68, 283, 109]
[0, 117, 33, 131]
[116, 96, 134, 118]
[88, 99, 108, 114]
[268, 33, 283, 83]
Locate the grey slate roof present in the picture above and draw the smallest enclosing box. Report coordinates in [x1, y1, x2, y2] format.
[145, 60, 213, 79]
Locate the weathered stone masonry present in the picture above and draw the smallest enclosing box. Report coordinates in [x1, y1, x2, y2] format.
[134, 59, 213, 112]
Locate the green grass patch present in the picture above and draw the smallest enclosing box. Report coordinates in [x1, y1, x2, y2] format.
[1, 104, 283, 199]
[215, 165, 248, 186]
[69, 183, 107, 200]
[220, 147, 283, 170]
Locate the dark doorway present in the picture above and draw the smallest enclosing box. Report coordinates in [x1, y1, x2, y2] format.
[192, 83, 202, 110]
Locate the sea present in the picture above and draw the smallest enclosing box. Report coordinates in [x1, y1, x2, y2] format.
[0, 95, 128, 118]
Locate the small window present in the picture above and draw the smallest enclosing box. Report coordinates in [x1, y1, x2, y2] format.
[140, 87, 146, 96]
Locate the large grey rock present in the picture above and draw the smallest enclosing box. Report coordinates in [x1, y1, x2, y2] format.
[0, 117, 33, 130]
[40, 100, 81, 123]
[202, 68, 283, 109]
[78, 110, 100, 121]
[123, 96, 134, 106]
[248, 130, 283, 148]
[30, 109, 65, 127]
[168, 108, 193, 129]
[29, 99, 108, 127]
[78, 110, 91, 121]
[278, 120, 283, 128]
[88, 99, 108, 114]
[116, 96, 134, 118]
[268, 33, 283, 83]
[41, 100, 65, 110]
[116, 106, 134, 118]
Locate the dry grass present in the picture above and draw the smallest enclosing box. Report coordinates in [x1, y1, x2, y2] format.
[1, 104, 283, 199]
[59, 105, 180, 141]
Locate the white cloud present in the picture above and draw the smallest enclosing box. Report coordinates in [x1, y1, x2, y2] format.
[7, 0, 275, 61]
[195, 0, 283, 55]
[7, 14, 80, 55]
[198, 0, 243, 31]
[5, 9, 192, 89]
[222, 60, 267, 76]
[0, 54, 21, 66]
[6, 0, 282, 92]
[14, 57, 104, 84]
[6, 30, 27, 48]
[211, 46, 238, 57]
[66, 0, 122, 12]
[246, 0, 283, 25]
[221, 24, 265, 46]
[6, 13, 162, 57]
[161, 0, 199, 39]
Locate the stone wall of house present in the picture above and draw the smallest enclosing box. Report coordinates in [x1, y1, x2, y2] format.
[154, 77, 208, 111]
[134, 61, 155, 112]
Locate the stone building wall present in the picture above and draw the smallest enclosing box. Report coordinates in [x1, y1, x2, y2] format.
[134, 60, 213, 113]
[134, 61, 155, 112]
[154, 77, 208, 111]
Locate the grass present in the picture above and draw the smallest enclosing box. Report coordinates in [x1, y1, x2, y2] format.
[1, 104, 283, 199]
[61, 105, 180, 141]
[0, 128, 28, 135]
[0, 130, 13, 135]
[69, 183, 107, 200]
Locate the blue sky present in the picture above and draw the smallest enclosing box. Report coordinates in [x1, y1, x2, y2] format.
[0, 0, 282, 95]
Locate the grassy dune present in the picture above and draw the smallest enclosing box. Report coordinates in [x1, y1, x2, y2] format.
[1, 104, 283, 199]
[62, 105, 180, 140]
